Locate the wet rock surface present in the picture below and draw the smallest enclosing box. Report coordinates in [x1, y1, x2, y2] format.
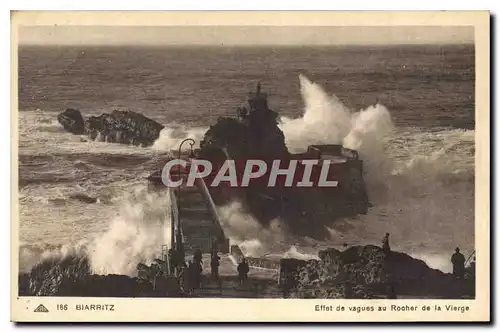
[57, 108, 85, 134]
[84, 110, 164, 146]
[57, 109, 164, 146]
[295, 245, 475, 299]
[19, 255, 153, 297]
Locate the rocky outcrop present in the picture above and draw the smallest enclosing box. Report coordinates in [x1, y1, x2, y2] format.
[20, 254, 92, 296]
[199, 84, 288, 159]
[84, 110, 164, 146]
[57, 108, 85, 134]
[295, 245, 475, 299]
[19, 255, 154, 297]
[56, 109, 164, 146]
[200, 116, 288, 159]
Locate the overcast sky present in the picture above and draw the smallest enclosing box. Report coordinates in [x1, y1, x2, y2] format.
[18, 26, 474, 46]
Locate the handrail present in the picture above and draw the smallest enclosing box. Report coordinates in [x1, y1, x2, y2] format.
[189, 156, 227, 242]
[195, 175, 224, 232]
[168, 156, 227, 253]
[168, 187, 183, 246]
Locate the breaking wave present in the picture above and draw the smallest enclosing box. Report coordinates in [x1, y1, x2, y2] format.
[282, 75, 474, 272]
[206, 75, 473, 272]
[20, 190, 172, 276]
[152, 124, 207, 152]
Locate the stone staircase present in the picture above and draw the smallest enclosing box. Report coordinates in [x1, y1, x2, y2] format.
[170, 163, 230, 255]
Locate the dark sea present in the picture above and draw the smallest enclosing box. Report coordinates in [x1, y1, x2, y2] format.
[17, 45, 475, 275]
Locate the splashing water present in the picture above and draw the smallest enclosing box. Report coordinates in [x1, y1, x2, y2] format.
[152, 125, 207, 152]
[20, 190, 173, 276]
[278, 75, 474, 272]
[88, 190, 172, 275]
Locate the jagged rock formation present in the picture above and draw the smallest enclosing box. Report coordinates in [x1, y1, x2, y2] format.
[57, 109, 164, 146]
[85, 110, 164, 146]
[295, 245, 475, 299]
[19, 255, 153, 297]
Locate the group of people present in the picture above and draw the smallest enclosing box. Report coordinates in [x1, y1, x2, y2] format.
[181, 249, 221, 293]
[179, 248, 251, 294]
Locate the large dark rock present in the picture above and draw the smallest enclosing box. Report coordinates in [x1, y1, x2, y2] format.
[19, 254, 177, 297]
[84, 110, 164, 146]
[295, 245, 475, 299]
[21, 254, 92, 296]
[200, 111, 288, 159]
[57, 108, 85, 134]
[57, 109, 165, 146]
[19, 254, 146, 297]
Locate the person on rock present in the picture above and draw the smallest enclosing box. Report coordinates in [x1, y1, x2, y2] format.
[382, 233, 391, 254]
[451, 247, 466, 280]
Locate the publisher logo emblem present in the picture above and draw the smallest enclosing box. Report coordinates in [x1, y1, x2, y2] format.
[33, 304, 49, 313]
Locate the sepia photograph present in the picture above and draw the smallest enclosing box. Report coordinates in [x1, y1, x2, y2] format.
[10, 11, 490, 322]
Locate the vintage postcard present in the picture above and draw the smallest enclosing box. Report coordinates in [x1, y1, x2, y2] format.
[10, 11, 490, 322]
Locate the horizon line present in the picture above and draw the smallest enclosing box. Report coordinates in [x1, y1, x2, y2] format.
[18, 42, 475, 47]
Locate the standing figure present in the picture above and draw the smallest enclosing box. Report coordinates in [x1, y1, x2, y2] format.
[451, 247, 466, 280]
[237, 258, 250, 285]
[193, 249, 202, 264]
[183, 261, 194, 294]
[210, 250, 221, 288]
[193, 249, 203, 288]
[382, 233, 391, 254]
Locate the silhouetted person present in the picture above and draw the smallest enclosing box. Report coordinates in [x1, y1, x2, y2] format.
[168, 249, 181, 275]
[211, 250, 221, 288]
[193, 249, 202, 264]
[451, 247, 466, 280]
[237, 258, 250, 285]
[183, 261, 195, 294]
[193, 249, 203, 286]
[382, 233, 391, 254]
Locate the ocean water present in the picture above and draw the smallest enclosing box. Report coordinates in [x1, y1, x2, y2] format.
[17, 45, 475, 275]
